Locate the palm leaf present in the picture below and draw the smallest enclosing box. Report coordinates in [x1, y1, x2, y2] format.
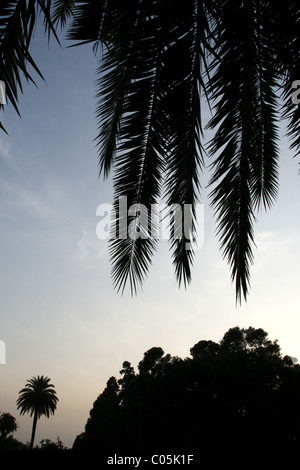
[161, 0, 212, 287]
[206, 0, 280, 302]
[68, 0, 216, 294]
[94, 0, 142, 178]
[107, 1, 166, 294]
[52, 0, 75, 27]
[0, 0, 59, 131]
[63, 0, 300, 300]
[66, 0, 107, 48]
[274, 0, 300, 165]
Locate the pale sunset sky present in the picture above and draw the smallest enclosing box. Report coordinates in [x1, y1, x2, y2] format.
[1, 20, 300, 448]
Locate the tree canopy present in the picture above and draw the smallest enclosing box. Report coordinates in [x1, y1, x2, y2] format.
[73, 327, 300, 451]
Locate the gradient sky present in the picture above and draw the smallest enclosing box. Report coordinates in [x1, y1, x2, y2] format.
[1, 20, 300, 449]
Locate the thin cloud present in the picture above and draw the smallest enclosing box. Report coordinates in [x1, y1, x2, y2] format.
[76, 229, 107, 266]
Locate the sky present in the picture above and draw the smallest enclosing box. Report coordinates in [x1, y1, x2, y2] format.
[1, 20, 300, 449]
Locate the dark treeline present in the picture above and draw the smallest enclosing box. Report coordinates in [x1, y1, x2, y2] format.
[73, 327, 300, 451]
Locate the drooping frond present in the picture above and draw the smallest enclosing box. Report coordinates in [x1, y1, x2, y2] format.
[0, 0, 58, 131]
[94, 0, 143, 178]
[68, 0, 215, 295]
[162, 0, 211, 287]
[249, 3, 280, 210]
[0, 0, 292, 301]
[206, 0, 280, 303]
[106, 1, 166, 294]
[274, 0, 300, 164]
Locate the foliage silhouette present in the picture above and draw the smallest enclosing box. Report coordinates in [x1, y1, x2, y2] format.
[16, 375, 59, 450]
[38, 436, 66, 450]
[0, 412, 17, 441]
[73, 327, 300, 451]
[0, 436, 28, 451]
[64, 0, 300, 302]
[0, 0, 59, 132]
[1, 2, 300, 301]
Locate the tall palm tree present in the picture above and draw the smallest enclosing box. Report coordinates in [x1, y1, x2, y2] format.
[1, 1, 300, 302]
[16, 375, 58, 450]
[0, 412, 17, 439]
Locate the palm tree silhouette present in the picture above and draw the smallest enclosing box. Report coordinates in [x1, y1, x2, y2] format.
[16, 375, 58, 450]
[1, 1, 300, 302]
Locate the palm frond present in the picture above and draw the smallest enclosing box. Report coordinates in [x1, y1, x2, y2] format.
[94, 0, 142, 177]
[0, 0, 59, 131]
[249, 2, 280, 210]
[66, 0, 107, 48]
[274, 0, 300, 164]
[161, 0, 212, 287]
[65, 0, 300, 301]
[52, 0, 75, 28]
[106, 1, 166, 294]
[206, 0, 280, 302]
[68, 0, 214, 295]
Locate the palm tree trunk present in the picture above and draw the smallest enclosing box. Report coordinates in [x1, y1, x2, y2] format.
[30, 411, 38, 450]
